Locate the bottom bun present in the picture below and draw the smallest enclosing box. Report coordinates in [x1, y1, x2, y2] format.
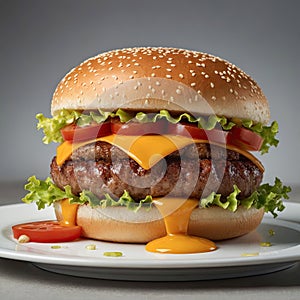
[54, 202, 264, 243]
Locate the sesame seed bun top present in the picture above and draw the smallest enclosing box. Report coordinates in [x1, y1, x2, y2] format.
[51, 47, 270, 124]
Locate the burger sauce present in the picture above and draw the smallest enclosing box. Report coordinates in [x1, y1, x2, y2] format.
[145, 198, 217, 254]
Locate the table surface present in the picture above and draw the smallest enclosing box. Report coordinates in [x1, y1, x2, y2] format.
[0, 181, 299, 300]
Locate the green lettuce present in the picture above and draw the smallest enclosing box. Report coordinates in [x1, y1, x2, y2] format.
[23, 176, 290, 217]
[22, 176, 153, 212]
[200, 178, 291, 217]
[36, 109, 279, 154]
[241, 119, 279, 154]
[36, 110, 81, 144]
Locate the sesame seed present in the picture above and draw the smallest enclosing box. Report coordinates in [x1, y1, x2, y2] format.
[129, 75, 134, 79]
[108, 67, 113, 71]
[155, 81, 161, 86]
[176, 89, 182, 94]
[210, 82, 215, 88]
[166, 74, 172, 79]
[151, 73, 156, 77]
[191, 82, 196, 87]
[179, 73, 184, 79]
[211, 96, 217, 100]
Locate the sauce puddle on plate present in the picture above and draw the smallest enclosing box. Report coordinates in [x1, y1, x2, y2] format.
[146, 198, 217, 254]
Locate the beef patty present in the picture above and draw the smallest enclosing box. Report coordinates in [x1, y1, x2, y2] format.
[50, 141, 263, 201]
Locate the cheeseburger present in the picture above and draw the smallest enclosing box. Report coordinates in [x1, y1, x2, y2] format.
[16, 47, 290, 253]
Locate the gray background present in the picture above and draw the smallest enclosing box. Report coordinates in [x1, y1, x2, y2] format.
[0, 0, 299, 187]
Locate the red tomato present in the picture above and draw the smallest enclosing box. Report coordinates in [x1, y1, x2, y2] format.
[61, 121, 111, 142]
[168, 123, 229, 144]
[12, 221, 82, 243]
[111, 119, 167, 135]
[228, 127, 263, 151]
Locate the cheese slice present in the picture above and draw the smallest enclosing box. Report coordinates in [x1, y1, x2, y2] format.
[56, 134, 264, 172]
[56, 134, 199, 170]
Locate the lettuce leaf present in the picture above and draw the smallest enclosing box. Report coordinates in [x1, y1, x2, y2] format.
[23, 176, 290, 217]
[36, 110, 81, 144]
[22, 176, 80, 209]
[200, 178, 291, 217]
[22, 176, 153, 212]
[241, 120, 279, 154]
[36, 109, 279, 154]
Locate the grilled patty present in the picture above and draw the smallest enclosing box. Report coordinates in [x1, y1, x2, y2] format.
[50, 141, 263, 201]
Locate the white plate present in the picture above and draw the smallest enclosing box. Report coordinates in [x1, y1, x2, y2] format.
[0, 202, 300, 281]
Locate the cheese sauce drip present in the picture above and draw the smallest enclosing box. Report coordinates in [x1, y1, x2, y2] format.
[59, 199, 79, 226]
[146, 198, 217, 254]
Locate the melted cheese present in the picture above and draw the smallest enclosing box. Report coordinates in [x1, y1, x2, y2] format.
[59, 199, 79, 226]
[56, 134, 264, 172]
[56, 134, 200, 170]
[145, 198, 217, 254]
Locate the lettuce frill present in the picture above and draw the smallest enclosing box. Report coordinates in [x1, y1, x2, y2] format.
[22, 176, 290, 217]
[36, 109, 279, 154]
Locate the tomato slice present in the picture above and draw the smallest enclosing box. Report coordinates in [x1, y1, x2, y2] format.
[168, 123, 229, 144]
[111, 119, 167, 135]
[61, 121, 111, 142]
[228, 127, 263, 151]
[12, 221, 82, 243]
